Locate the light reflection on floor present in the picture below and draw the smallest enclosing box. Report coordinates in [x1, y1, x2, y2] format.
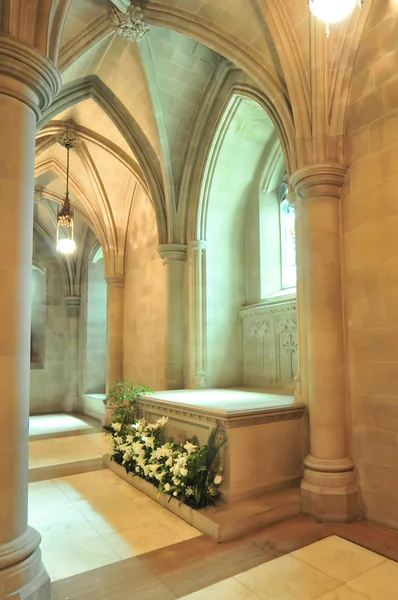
[29, 470, 201, 581]
[29, 414, 93, 437]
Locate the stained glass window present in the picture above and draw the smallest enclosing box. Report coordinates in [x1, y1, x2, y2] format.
[281, 198, 296, 289]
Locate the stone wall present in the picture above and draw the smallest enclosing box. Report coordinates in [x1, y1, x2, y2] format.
[123, 187, 167, 389]
[30, 230, 68, 413]
[344, 3, 398, 529]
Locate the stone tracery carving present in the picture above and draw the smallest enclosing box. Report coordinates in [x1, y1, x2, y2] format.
[110, 5, 149, 42]
[34, 188, 44, 203]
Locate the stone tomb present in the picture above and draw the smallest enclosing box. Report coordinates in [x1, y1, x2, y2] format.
[136, 389, 307, 504]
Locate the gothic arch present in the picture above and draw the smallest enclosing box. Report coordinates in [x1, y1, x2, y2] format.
[39, 75, 167, 244]
[184, 73, 293, 242]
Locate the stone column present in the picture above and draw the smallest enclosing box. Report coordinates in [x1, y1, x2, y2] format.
[189, 241, 207, 388]
[0, 37, 60, 599]
[63, 296, 80, 413]
[157, 244, 187, 388]
[105, 274, 125, 395]
[291, 164, 359, 522]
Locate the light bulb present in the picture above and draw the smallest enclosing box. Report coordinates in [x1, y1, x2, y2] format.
[57, 238, 76, 254]
[309, 0, 358, 24]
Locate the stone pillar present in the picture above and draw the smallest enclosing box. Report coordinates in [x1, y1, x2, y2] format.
[0, 37, 60, 599]
[63, 296, 81, 413]
[291, 164, 359, 522]
[105, 274, 125, 394]
[189, 241, 207, 388]
[157, 244, 187, 388]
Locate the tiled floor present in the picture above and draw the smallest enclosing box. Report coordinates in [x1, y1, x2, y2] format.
[180, 535, 398, 599]
[29, 469, 201, 581]
[29, 414, 94, 437]
[29, 432, 105, 468]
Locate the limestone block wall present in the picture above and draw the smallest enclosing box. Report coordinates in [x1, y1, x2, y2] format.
[344, 3, 398, 529]
[240, 299, 297, 389]
[30, 231, 68, 413]
[123, 187, 167, 389]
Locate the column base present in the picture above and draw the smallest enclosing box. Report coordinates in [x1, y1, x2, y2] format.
[300, 455, 361, 522]
[0, 529, 50, 599]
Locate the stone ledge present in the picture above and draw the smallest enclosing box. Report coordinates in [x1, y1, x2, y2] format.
[104, 455, 301, 542]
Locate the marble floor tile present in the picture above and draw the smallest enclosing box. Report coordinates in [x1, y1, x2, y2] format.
[103, 520, 188, 559]
[235, 553, 340, 599]
[292, 535, 386, 583]
[346, 559, 398, 599]
[318, 586, 371, 599]
[41, 536, 120, 582]
[180, 578, 259, 599]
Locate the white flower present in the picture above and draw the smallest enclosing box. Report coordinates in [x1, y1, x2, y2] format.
[214, 474, 223, 485]
[183, 442, 197, 455]
[135, 466, 140, 473]
[112, 422, 122, 432]
[173, 477, 181, 485]
[164, 483, 171, 491]
[173, 491, 178, 496]
[157, 416, 168, 427]
[180, 467, 188, 477]
[186, 487, 194, 496]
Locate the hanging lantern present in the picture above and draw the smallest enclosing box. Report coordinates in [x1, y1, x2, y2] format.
[56, 129, 78, 254]
[309, 0, 363, 36]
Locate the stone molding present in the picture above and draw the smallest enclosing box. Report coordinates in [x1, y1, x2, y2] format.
[291, 163, 348, 201]
[0, 35, 60, 119]
[240, 298, 296, 318]
[157, 243, 187, 265]
[138, 397, 306, 430]
[109, 5, 149, 42]
[0, 526, 41, 570]
[105, 273, 125, 285]
[64, 295, 81, 308]
[190, 240, 206, 252]
[304, 454, 355, 475]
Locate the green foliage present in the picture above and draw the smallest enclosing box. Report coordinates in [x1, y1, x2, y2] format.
[106, 380, 153, 425]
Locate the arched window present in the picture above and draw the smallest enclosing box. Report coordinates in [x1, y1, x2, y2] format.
[280, 195, 296, 289]
[92, 246, 103, 263]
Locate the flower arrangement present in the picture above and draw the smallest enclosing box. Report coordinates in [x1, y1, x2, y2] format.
[104, 416, 226, 509]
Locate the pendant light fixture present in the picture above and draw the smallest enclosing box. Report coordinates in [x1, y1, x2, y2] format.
[309, 0, 363, 36]
[56, 128, 78, 254]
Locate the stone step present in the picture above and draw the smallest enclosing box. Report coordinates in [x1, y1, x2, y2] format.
[29, 457, 104, 483]
[105, 455, 301, 542]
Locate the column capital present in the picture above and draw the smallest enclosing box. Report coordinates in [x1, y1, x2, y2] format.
[105, 273, 125, 285]
[285, 190, 297, 207]
[158, 243, 187, 265]
[64, 296, 81, 308]
[291, 163, 348, 201]
[190, 240, 206, 253]
[0, 36, 61, 119]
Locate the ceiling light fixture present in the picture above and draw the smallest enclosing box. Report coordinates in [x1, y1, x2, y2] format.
[56, 129, 78, 254]
[309, 0, 363, 36]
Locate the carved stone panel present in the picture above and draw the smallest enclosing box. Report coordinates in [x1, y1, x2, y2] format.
[240, 299, 297, 387]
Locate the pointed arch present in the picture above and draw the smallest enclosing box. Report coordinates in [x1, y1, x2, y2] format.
[181, 69, 294, 242]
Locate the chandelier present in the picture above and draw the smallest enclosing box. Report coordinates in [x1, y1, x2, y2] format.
[309, 0, 363, 36]
[56, 129, 78, 254]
